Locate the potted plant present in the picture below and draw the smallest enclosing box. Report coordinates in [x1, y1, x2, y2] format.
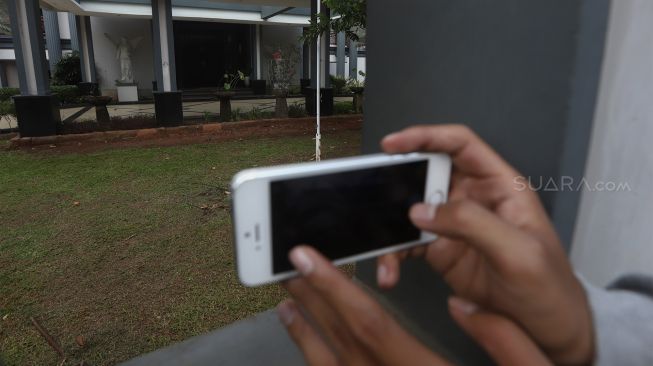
[268, 45, 300, 118]
[347, 70, 365, 113]
[216, 71, 244, 121]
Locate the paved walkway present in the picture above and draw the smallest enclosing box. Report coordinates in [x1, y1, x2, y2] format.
[0, 96, 353, 130]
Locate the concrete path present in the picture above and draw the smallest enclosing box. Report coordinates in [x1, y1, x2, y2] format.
[0, 96, 353, 129]
[67, 96, 353, 122]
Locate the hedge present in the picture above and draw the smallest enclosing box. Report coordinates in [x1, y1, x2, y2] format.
[0, 87, 20, 102]
[51, 85, 81, 105]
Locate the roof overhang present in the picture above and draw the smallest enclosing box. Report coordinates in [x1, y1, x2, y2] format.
[40, 0, 311, 25]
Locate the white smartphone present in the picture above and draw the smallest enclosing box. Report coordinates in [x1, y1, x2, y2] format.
[231, 153, 451, 287]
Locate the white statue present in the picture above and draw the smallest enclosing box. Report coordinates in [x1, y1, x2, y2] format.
[104, 33, 142, 83]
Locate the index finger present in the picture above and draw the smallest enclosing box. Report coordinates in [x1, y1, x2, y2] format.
[288, 246, 447, 365]
[381, 124, 517, 178]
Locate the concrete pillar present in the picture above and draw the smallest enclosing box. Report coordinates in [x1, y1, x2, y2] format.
[571, 0, 653, 286]
[68, 13, 80, 52]
[249, 24, 256, 79]
[302, 28, 310, 80]
[7, 0, 50, 95]
[76, 16, 96, 83]
[43, 10, 62, 72]
[6, 0, 60, 136]
[336, 31, 345, 77]
[255, 24, 262, 80]
[152, 0, 182, 125]
[348, 40, 358, 79]
[360, 1, 610, 364]
[152, 0, 177, 92]
[0, 62, 7, 88]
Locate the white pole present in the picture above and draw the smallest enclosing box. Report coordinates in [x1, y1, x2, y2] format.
[315, 0, 322, 161]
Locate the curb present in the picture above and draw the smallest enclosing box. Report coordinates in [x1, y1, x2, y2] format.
[9, 115, 362, 149]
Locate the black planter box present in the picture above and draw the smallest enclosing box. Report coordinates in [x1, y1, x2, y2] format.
[305, 87, 334, 116]
[154, 91, 183, 126]
[13, 94, 61, 137]
[250, 80, 266, 95]
[78, 82, 99, 96]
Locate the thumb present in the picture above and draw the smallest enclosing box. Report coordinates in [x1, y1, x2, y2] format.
[448, 297, 553, 366]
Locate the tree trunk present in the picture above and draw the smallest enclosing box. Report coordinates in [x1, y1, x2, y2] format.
[353, 92, 364, 113]
[275, 96, 288, 118]
[219, 96, 232, 122]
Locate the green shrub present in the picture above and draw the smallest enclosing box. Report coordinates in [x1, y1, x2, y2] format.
[0, 87, 20, 102]
[0, 100, 16, 129]
[330, 75, 348, 94]
[51, 85, 81, 105]
[288, 102, 307, 118]
[230, 108, 242, 122]
[52, 51, 81, 86]
[288, 85, 302, 95]
[333, 101, 354, 115]
[0, 100, 15, 117]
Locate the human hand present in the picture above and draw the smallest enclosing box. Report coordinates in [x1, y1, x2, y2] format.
[377, 125, 593, 365]
[280, 246, 552, 366]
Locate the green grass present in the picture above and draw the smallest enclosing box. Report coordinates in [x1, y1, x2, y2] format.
[0, 130, 361, 365]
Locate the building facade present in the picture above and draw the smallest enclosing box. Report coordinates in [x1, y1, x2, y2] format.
[0, 0, 366, 100]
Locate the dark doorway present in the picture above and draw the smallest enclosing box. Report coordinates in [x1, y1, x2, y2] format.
[174, 21, 252, 90]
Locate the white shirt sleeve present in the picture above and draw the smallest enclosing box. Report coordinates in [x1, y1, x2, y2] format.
[580, 274, 653, 366]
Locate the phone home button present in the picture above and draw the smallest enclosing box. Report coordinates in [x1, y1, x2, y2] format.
[427, 190, 445, 206]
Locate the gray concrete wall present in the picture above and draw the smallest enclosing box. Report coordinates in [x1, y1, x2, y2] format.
[360, 0, 609, 364]
[4, 62, 20, 88]
[90, 16, 154, 98]
[571, 0, 653, 286]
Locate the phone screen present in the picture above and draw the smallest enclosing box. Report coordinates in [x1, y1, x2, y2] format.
[270, 160, 428, 273]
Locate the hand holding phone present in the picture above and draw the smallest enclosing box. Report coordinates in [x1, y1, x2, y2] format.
[231, 153, 451, 286]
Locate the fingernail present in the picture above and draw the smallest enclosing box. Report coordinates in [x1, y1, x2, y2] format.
[277, 301, 295, 326]
[382, 132, 400, 142]
[377, 263, 388, 285]
[290, 247, 314, 275]
[410, 203, 438, 221]
[449, 297, 478, 316]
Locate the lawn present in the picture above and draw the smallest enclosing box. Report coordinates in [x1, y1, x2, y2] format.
[0, 129, 361, 365]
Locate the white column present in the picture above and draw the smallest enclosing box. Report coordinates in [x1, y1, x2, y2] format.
[152, 0, 177, 92]
[77, 16, 96, 83]
[349, 40, 358, 80]
[336, 32, 345, 77]
[571, 0, 653, 286]
[43, 10, 62, 72]
[255, 24, 261, 80]
[7, 0, 49, 95]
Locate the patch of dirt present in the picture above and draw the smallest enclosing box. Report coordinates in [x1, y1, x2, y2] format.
[21, 116, 363, 154]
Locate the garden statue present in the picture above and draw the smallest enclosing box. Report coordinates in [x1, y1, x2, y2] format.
[267, 45, 299, 118]
[104, 33, 142, 83]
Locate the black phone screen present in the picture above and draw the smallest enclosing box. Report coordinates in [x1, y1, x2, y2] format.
[270, 160, 428, 274]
